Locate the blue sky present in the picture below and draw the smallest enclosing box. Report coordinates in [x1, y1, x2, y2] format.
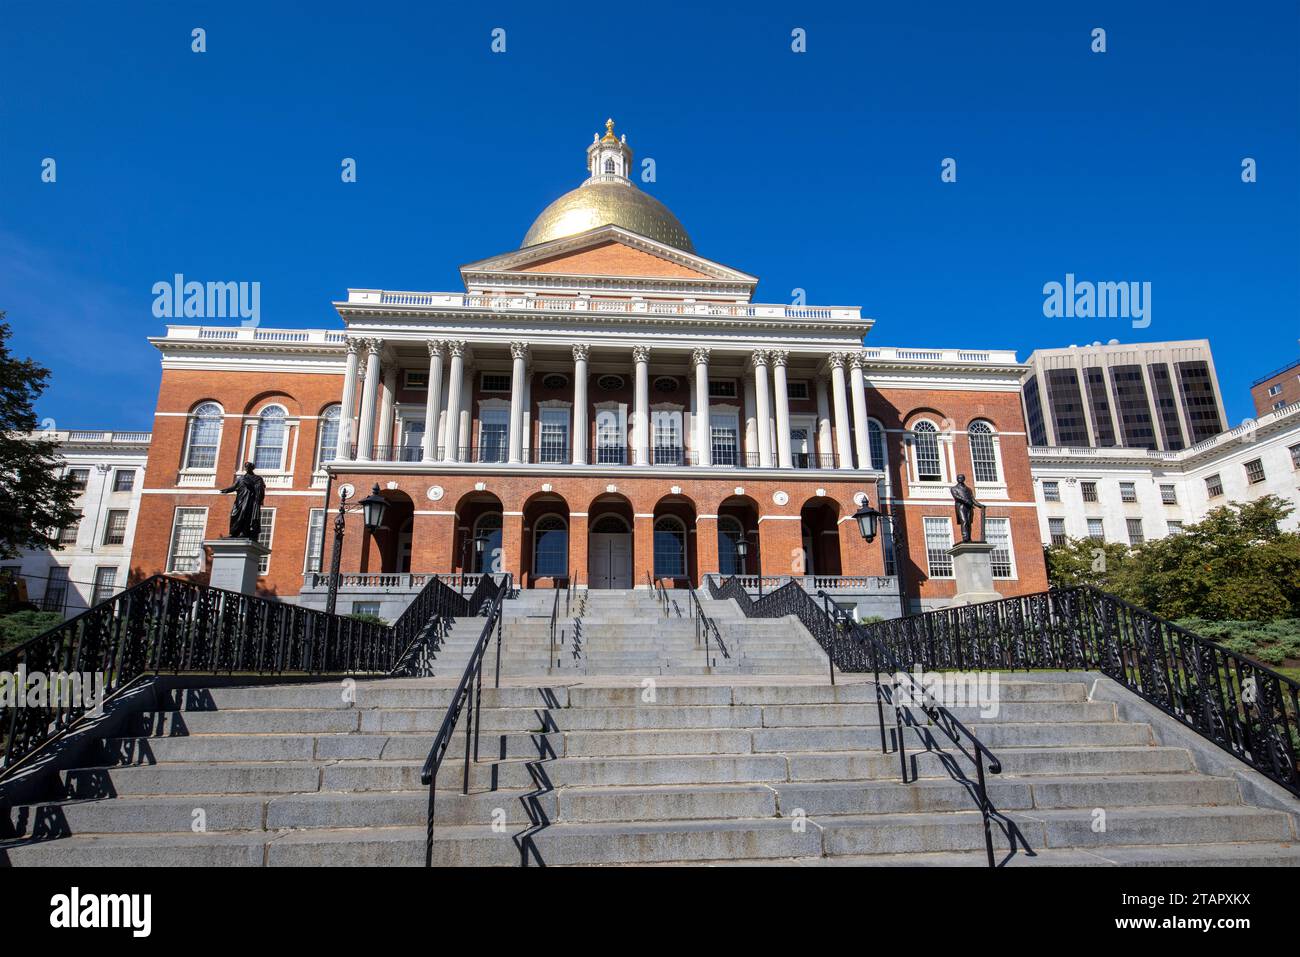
[1, 0, 1297, 430]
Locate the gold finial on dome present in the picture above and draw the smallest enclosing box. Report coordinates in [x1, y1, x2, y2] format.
[601, 118, 617, 142]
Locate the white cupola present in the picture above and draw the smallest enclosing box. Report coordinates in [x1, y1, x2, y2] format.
[586, 118, 633, 184]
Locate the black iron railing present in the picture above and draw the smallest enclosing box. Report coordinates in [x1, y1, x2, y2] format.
[419, 574, 512, 866]
[856, 585, 1300, 797]
[0, 573, 468, 778]
[685, 581, 729, 665]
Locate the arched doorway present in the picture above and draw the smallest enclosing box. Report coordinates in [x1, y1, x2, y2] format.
[652, 494, 697, 585]
[522, 493, 570, 587]
[453, 491, 504, 577]
[717, 495, 760, 577]
[587, 494, 633, 588]
[367, 489, 414, 573]
[800, 497, 842, 577]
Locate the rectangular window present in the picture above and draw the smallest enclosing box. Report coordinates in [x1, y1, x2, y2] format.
[787, 381, 810, 400]
[1279, 401, 1289, 411]
[257, 508, 275, 574]
[1045, 368, 1090, 446]
[304, 509, 325, 573]
[42, 566, 69, 613]
[1080, 481, 1098, 503]
[1119, 482, 1137, 503]
[481, 373, 511, 393]
[66, 468, 89, 491]
[1086, 517, 1105, 541]
[1160, 484, 1177, 505]
[1290, 444, 1300, 470]
[478, 408, 509, 463]
[102, 509, 129, 546]
[923, 517, 954, 577]
[113, 469, 135, 492]
[1167, 521, 1184, 535]
[882, 520, 897, 577]
[538, 408, 569, 464]
[1042, 480, 1060, 502]
[913, 429, 942, 481]
[595, 407, 626, 464]
[58, 512, 81, 545]
[1268, 384, 1283, 396]
[1126, 518, 1145, 545]
[986, 518, 1013, 578]
[707, 380, 737, 398]
[1244, 458, 1265, 484]
[1048, 517, 1067, 546]
[1205, 473, 1223, 498]
[651, 411, 683, 465]
[91, 566, 117, 605]
[710, 413, 739, 466]
[167, 507, 208, 573]
[404, 370, 428, 390]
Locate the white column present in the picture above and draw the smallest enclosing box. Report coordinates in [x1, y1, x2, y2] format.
[632, 345, 651, 466]
[442, 341, 466, 463]
[742, 372, 758, 466]
[377, 364, 397, 457]
[771, 349, 792, 469]
[508, 342, 528, 464]
[751, 351, 773, 468]
[849, 352, 871, 470]
[355, 338, 382, 462]
[815, 376, 834, 469]
[458, 363, 473, 460]
[693, 348, 711, 466]
[829, 353, 854, 469]
[422, 340, 444, 462]
[572, 344, 589, 465]
[336, 339, 361, 460]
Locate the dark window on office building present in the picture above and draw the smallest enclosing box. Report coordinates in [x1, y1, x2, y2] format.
[1084, 366, 1117, 446]
[1023, 376, 1047, 446]
[1148, 363, 1185, 451]
[1045, 368, 1090, 446]
[1176, 361, 1223, 444]
[1110, 364, 1157, 449]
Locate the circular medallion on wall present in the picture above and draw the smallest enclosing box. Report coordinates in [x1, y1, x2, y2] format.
[772, 490, 789, 506]
[427, 485, 445, 502]
[338, 483, 355, 500]
[853, 491, 868, 507]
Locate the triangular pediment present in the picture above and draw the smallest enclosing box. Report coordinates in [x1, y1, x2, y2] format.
[460, 225, 758, 287]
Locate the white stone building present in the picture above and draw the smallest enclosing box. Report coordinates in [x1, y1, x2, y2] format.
[3, 431, 152, 617]
[1029, 400, 1300, 546]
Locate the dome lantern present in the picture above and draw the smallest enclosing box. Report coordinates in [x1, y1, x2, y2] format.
[587, 118, 632, 182]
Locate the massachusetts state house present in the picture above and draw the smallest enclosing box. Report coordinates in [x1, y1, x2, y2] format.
[133, 121, 1047, 614]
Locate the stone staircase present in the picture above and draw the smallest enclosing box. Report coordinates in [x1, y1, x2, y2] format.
[4, 675, 1299, 866]
[431, 588, 828, 677]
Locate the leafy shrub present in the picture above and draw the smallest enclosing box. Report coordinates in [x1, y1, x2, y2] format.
[0, 610, 65, 654]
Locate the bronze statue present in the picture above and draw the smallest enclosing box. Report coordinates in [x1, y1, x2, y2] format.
[220, 462, 266, 539]
[950, 473, 986, 543]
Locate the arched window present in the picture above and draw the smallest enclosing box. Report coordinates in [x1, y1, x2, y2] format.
[867, 419, 888, 472]
[590, 514, 630, 533]
[604, 158, 616, 174]
[911, 419, 942, 482]
[316, 405, 340, 468]
[253, 406, 288, 471]
[717, 516, 744, 576]
[968, 420, 1000, 483]
[533, 514, 569, 578]
[185, 402, 223, 469]
[472, 513, 503, 574]
[653, 516, 686, 578]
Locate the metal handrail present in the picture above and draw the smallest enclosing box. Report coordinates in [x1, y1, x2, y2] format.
[648, 572, 669, 617]
[549, 585, 561, 668]
[419, 574, 512, 867]
[685, 581, 729, 665]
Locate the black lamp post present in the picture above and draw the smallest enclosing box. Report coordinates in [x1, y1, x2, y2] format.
[852, 491, 908, 618]
[735, 534, 762, 597]
[324, 483, 389, 617]
[459, 534, 487, 590]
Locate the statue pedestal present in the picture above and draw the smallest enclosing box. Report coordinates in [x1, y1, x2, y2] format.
[204, 538, 268, 595]
[949, 541, 1001, 607]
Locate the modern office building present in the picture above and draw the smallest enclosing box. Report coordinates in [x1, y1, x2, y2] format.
[1021, 340, 1227, 451]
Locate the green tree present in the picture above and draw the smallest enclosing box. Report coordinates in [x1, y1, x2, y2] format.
[0, 314, 80, 558]
[0, 609, 64, 653]
[1044, 537, 1132, 590]
[1109, 496, 1300, 621]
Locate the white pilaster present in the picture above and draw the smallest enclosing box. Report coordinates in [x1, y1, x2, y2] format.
[355, 338, 382, 462]
[815, 376, 834, 469]
[336, 339, 361, 461]
[693, 348, 711, 466]
[829, 353, 854, 470]
[508, 342, 528, 464]
[422, 340, 444, 462]
[572, 344, 589, 465]
[849, 352, 871, 470]
[771, 350, 793, 469]
[751, 351, 773, 468]
[742, 372, 758, 466]
[377, 364, 397, 456]
[442, 341, 466, 463]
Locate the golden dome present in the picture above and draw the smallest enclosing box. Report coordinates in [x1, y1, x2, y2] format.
[521, 180, 695, 253]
